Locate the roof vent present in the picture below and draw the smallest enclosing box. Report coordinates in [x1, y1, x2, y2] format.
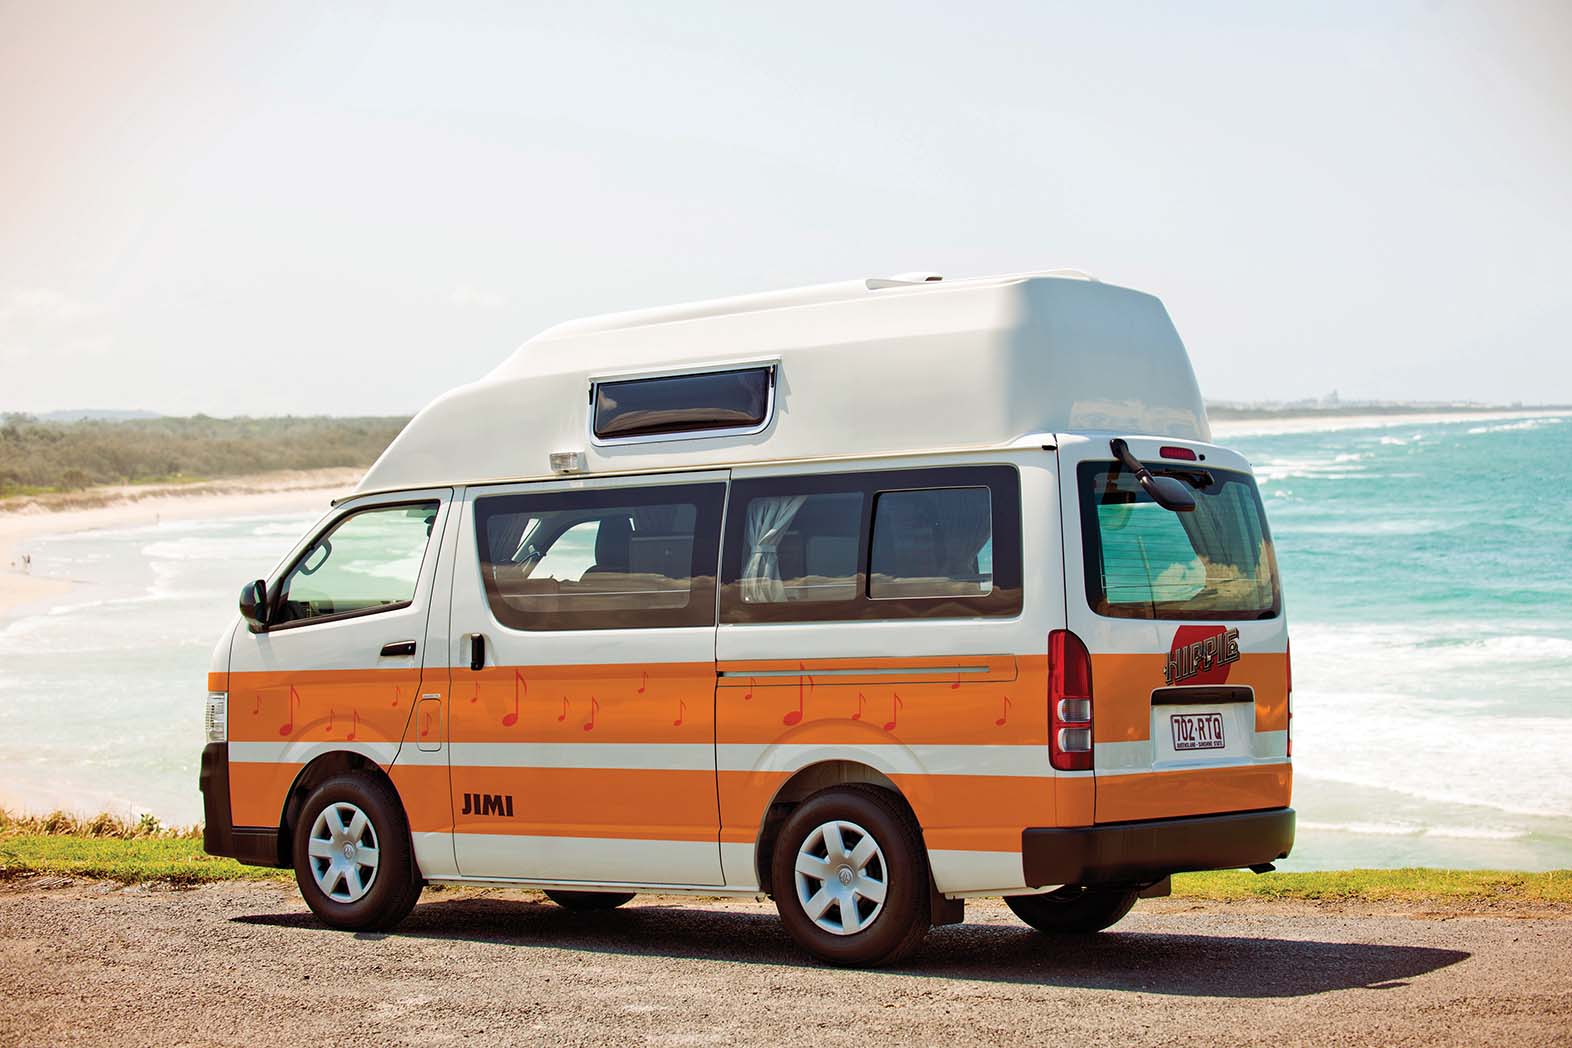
[865, 272, 944, 290]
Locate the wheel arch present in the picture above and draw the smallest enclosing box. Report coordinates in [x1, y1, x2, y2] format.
[277, 751, 402, 866]
[753, 759, 922, 894]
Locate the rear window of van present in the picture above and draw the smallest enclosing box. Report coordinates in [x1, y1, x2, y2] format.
[1077, 462, 1280, 620]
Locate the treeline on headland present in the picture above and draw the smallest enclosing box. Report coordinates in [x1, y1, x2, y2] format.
[0, 414, 410, 496]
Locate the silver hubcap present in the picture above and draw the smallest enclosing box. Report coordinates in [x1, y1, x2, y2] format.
[794, 819, 888, 935]
[307, 801, 379, 903]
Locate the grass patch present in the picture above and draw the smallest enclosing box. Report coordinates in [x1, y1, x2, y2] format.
[1174, 868, 1572, 904]
[0, 836, 288, 886]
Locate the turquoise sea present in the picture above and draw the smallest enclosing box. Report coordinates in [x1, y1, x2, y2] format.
[0, 411, 1568, 870]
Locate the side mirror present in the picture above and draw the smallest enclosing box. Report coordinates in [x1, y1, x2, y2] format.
[239, 579, 271, 631]
[1109, 437, 1196, 513]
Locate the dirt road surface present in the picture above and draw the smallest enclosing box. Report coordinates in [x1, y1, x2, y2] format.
[2, 878, 1568, 1047]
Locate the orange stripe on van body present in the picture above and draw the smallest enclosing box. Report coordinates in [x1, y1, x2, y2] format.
[449, 662, 713, 744]
[227, 668, 419, 745]
[207, 672, 227, 693]
[1095, 763, 1292, 823]
[228, 760, 302, 827]
[1091, 651, 1289, 742]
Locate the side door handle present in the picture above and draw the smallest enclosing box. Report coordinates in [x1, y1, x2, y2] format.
[380, 640, 417, 657]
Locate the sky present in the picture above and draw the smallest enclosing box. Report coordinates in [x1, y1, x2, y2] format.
[2, 1, 1569, 416]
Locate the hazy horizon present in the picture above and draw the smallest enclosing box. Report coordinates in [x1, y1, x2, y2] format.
[4, 2, 1570, 416]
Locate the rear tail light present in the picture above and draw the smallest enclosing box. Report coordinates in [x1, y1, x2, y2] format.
[1049, 629, 1093, 771]
[1285, 638, 1293, 758]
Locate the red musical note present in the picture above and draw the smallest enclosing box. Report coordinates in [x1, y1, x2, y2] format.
[345, 709, 359, 741]
[638, 671, 648, 694]
[582, 697, 599, 732]
[278, 686, 300, 737]
[851, 692, 867, 721]
[251, 694, 261, 715]
[782, 664, 815, 727]
[470, 681, 479, 704]
[883, 692, 903, 732]
[502, 669, 525, 727]
[743, 677, 754, 701]
[391, 685, 401, 708]
[557, 697, 569, 722]
[326, 708, 336, 735]
[420, 712, 433, 738]
[995, 695, 1012, 727]
[673, 699, 686, 727]
[950, 670, 962, 690]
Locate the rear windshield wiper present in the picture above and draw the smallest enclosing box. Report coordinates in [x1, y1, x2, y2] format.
[1110, 438, 1196, 513]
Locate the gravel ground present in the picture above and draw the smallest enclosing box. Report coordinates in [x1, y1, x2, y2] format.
[1, 877, 1569, 1048]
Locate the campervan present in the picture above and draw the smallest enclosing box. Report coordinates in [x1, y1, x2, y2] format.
[200, 271, 1293, 966]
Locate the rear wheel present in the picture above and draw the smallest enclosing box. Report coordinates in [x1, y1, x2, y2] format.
[544, 890, 636, 911]
[292, 773, 421, 932]
[1004, 885, 1138, 934]
[771, 785, 929, 967]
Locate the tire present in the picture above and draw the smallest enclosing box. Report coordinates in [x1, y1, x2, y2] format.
[770, 785, 930, 967]
[544, 890, 636, 911]
[292, 773, 422, 932]
[1004, 885, 1139, 934]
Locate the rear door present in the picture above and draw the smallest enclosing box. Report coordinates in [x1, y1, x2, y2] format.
[1056, 434, 1291, 824]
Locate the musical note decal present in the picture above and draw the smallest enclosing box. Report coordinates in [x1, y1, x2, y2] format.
[251, 694, 261, 716]
[883, 692, 903, 732]
[345, 709, 359, 742]
[278, 686, 300, 737]
[995, 695, 1012, 727]
[782, 664, 815, 727]
[326, 708, 336, 735]
[502, 669, 526, 728]
[391, 685, 401, 708]
[851, 692, 867, 721]
[673, 699, 686, 727]
[470, 681, 479, 704]
[951, 671, 962, 690]
[420, 711, 433, 738]
[557, 697, 569, 722]
[582, 696, 599, 732]
[638, 671, 648, 694]
[744, 677, 754, 701]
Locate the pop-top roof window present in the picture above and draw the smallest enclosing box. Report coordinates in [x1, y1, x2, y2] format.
[592, 366, 773, 442]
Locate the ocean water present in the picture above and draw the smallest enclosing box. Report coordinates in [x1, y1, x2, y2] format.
[1, 412, 1568, 869]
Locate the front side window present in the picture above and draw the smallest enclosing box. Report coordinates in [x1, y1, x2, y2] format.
[475, 483, 723, 631]
[275, 502, 439, 625]
[1078, 462, 1280, 619]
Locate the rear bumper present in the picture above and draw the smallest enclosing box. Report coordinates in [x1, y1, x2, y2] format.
[1022, 807, 1295, 888]
[199, 742, 284, 868]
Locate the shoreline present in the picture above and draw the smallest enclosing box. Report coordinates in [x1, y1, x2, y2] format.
[1210, 406, 1567, 438]
[0, 467, 362, 620]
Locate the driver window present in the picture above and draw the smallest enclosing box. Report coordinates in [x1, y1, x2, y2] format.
[276, 502, 439, 625]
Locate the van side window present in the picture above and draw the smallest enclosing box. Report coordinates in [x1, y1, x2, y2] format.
[274, 502, 439, 627]
[721, 466, 1021, 623]
[592, 366, 773, 442]
[869, 487, 993, 599]
[474, 483, 724, 631]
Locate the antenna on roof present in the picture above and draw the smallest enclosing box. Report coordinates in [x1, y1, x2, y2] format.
[865, 272, 944, 290]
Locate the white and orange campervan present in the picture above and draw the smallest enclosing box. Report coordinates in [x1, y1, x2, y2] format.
[200, 271, 1293, 966]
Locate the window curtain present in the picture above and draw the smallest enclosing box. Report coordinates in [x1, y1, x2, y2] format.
[741, 495, 808, 603]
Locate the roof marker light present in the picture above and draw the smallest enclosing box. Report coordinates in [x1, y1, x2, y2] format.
[1159, 445, 1198, 461]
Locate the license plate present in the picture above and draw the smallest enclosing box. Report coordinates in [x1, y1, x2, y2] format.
[1170, 711, 1225, 751]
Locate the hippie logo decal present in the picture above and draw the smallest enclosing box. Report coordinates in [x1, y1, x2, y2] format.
[1164, 625, 1240, 686]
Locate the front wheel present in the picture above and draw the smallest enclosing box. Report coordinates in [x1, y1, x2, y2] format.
[544, 890, 636, 911]
[292, 773, 421, 932]
[1004, 885, 1138, 934]
[771, 785, 930, 967]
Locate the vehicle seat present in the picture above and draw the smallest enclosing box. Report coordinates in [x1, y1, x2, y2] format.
[582, 515, 633, 577]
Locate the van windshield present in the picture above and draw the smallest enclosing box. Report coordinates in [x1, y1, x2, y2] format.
[1077, 461, 1280, 620]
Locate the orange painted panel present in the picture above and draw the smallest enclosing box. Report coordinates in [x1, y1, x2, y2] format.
[1092, 652, 1289, 743]
[228, 760, 302, 828]
[390, 764, 454, 833]
[207, 672, 227, 693]
[448, 766, 720, 842]
[1095, 764, 1292, 823]
[228, 668, 419, 746]
[448, 662, 714, 744]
